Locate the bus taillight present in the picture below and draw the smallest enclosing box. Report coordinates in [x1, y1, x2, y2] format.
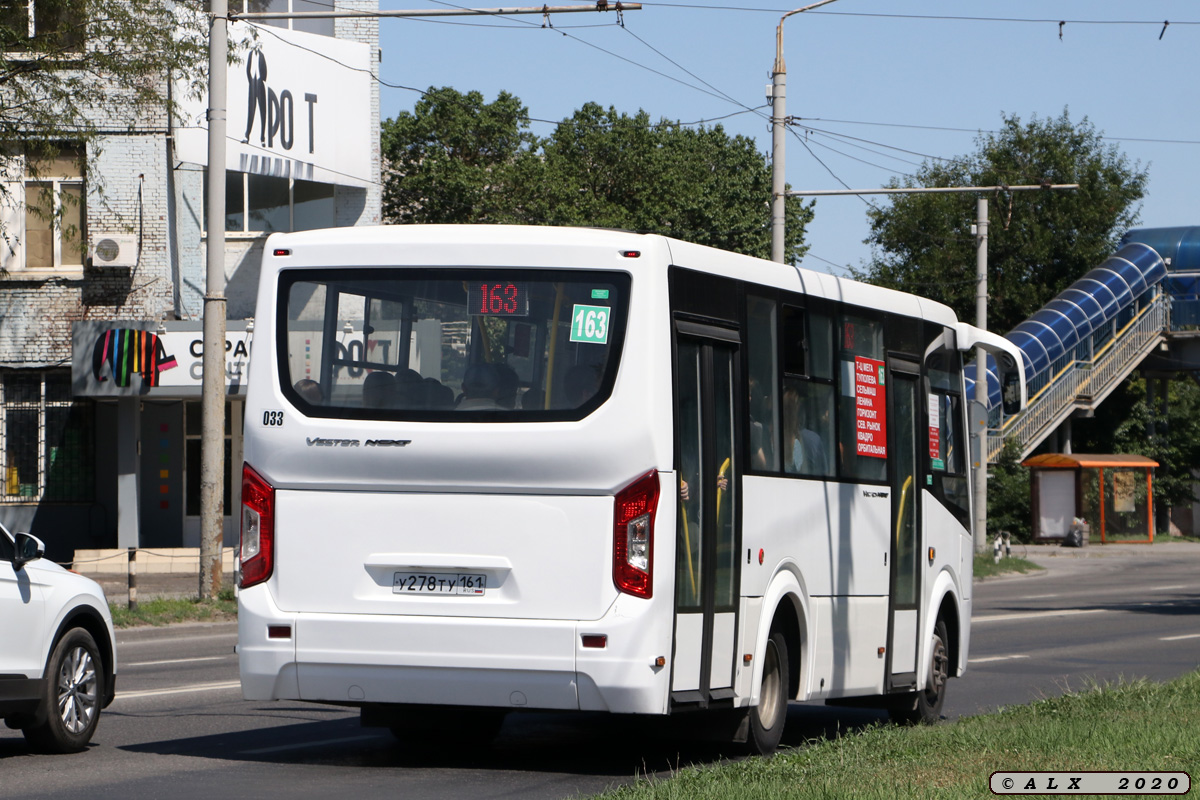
[613, 470, 659, 599]
[240, 463, 275, 589]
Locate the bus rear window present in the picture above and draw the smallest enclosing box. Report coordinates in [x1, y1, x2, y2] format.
[278, 269, 631, 420]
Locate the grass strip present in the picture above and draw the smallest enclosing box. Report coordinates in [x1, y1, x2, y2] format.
[596, 671, 1200, 799]
[109, 590, 237, 628]
[973, 553, 1043, 580]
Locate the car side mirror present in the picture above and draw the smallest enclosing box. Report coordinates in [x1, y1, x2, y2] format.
[12, 532, 45, 571]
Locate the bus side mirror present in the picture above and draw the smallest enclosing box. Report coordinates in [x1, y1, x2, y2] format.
[1002, 371, 1021, 416]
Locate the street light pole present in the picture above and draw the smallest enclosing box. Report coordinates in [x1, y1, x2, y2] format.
[770, 0, 840, 264]
[200, 0, 228, 600]
[974, 198, 989, 555]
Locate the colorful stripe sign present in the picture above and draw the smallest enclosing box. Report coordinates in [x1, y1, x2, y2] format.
[91, 329, 179, 388]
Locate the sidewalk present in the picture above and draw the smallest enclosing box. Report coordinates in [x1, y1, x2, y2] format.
[1008, 538, 1200, 561]
[94, 571, 237, 605]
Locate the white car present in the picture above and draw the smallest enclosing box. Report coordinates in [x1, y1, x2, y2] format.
[0, 521, 116, 752]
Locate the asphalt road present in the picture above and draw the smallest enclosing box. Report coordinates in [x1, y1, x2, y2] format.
[2, 543, 1197, 799]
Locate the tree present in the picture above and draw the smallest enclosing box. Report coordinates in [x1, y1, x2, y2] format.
[851, 110, 1148, 333]
[1, 0, 208, 249]
[382, 89, 814, 263]
[381, 87, 541, 225]
[987, 438, 1031, 541]
[1074, 376, 1200, 515]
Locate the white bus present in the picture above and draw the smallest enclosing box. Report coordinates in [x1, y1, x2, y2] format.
[237, 225, 1024, 754]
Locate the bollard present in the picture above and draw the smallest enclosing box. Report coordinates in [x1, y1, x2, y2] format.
[128, 547, 138, 610]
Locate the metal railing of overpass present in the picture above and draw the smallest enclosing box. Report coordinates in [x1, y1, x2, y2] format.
[982, 225, 1200, 463]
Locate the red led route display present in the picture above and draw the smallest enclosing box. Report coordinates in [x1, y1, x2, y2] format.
[467, 282, 529, 317]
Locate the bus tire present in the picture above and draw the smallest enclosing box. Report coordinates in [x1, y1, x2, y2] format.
[745, 629, 789, 756]
[889, 618, 949, 725]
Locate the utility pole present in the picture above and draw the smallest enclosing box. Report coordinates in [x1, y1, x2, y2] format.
[200, 0, 228, 600]
[974, 198, 988, 556]
[786, 184, 1077, 553]
[770, 0, 840, 264]
[199, 2, 639, 598]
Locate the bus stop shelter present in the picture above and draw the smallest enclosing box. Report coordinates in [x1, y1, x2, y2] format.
[1022, 453, 1158, 544]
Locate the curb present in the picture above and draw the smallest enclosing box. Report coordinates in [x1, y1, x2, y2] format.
[116, 619, 239, 644]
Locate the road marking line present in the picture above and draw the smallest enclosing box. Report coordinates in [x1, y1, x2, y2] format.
[1148, 585, 1191, 592]
[969, 654, 1030, 664]
[125, 655, 233, 668]
[1023, 594, 1060, 600]
[1161, 633, 1200, 642]
[973, 608, 1105, 624]
[243, 734, 380, 755]
[115, 680, 241, 701]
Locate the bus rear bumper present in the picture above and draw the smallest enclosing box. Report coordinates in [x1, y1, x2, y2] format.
[238, 586, 671, 715]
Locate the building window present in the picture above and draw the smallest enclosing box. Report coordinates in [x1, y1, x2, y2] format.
[211, 172, 335, 234]
[183, 401, 233, 518]
[1, 0, 86, 52]
[1, 145, 85, 272]
[209, 0, 334, 36]
[1, 370, 93, 503]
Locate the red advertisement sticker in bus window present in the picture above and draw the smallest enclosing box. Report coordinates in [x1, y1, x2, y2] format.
[928, 393, 941, 462]
[854, 357, 887, 458]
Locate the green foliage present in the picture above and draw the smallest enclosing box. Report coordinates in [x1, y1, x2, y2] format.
[381, 87, 541, 225]
[987, 438, 1032, 541]
[595, 671, 1200, 799]
[852, 110, 1147, 333]
[382, 88, 814, 263]
[1074, 376, 1200, 510]
[109, 595, 237, 628]
[1, 0, 209, 244]
[1, 0, 209, 142]
[973, 552, 1042, 580]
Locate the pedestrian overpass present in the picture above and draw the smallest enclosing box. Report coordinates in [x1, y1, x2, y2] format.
[978, 226, 1200, 463]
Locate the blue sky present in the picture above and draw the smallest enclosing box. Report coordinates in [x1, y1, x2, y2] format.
[375, 1, 1200, 277]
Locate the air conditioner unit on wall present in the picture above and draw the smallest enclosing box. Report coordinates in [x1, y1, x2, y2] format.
[90, 234, 138, 268]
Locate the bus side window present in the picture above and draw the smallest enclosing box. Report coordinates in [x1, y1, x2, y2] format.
[746, 296, 780, 472]
[928, 346, 970, 527]
[781, 306, 835, 478]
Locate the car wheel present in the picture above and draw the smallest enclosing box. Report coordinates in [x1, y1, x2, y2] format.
[889, 618, 949, 725]
[744, 629, 789, 756]
[23, 628, 104, 754]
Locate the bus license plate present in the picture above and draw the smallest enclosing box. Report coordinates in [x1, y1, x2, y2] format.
[392, 572, 487, 596]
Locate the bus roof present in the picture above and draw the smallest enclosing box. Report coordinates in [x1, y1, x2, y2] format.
[264, 225, 961, 328]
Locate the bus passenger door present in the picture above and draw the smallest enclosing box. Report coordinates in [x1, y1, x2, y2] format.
[671, 329, 740, 705]
[887, 365, 921, 690]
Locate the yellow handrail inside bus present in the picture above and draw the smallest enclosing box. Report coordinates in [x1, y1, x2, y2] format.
[894, 473, 913, 545]
[544, 282, 565, 409]
[715, 456, 731, 522]
[475, 315, 493, 363]
[680, 489, 697, 599]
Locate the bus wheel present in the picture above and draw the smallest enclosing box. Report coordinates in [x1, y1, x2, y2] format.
[889, 618, 949, 725]
[745, 629, 789, 755]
